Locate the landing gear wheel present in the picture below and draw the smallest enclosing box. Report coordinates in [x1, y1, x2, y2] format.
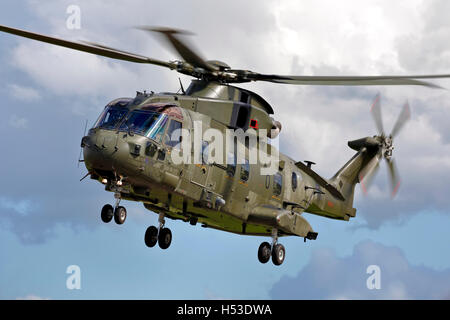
[144, 226, 158, 247]
[258, 242, 271, 264]
[189, 217, 198, 226]
[114, 206, 127, 225]
[272, 243, 286, 266]
[158, 227, 172, 249]
[101, 204, 113, 223]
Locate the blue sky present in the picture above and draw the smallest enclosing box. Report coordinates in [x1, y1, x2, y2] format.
[1, 0, 449, 299]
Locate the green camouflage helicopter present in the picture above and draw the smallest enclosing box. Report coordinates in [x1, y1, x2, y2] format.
[1, 25, 449, 266]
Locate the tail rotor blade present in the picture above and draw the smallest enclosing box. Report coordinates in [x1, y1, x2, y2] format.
[370, 93, 384, 135]
[386, 158, 401, 198]
[391, 101, 411, 138]
[359, 152, 381, 195]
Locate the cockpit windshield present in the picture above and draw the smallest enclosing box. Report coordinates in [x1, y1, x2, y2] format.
[94, 105, 129, 130]
[119, 110, 168, 141]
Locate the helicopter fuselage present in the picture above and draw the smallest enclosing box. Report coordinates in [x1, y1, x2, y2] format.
[82, 81, 358, 240]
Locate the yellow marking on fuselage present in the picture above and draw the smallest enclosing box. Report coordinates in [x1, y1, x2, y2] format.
[238, 181, 248, 187]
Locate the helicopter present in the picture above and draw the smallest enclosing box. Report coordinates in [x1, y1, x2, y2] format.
[1, 24, 450, 266]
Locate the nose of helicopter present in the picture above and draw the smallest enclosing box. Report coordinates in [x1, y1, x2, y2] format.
[81, 131, 134, 177]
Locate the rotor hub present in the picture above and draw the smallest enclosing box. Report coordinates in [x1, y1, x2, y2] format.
[381, 135, 394, 160]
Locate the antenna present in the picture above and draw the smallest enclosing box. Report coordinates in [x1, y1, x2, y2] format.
[78, 119, 88, 168]
[178, 77, 185, 94]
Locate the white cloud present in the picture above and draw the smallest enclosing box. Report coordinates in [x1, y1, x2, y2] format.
[0, 196, 32, 216]
[8, 84, 41, 102]
[8, 114, 28, 129]
[11, 42, 153, 98]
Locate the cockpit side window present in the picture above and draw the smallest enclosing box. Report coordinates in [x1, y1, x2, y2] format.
[164, 119, 182, 149]
[94, 106, 128, 130]
[118, 110, 168, 140]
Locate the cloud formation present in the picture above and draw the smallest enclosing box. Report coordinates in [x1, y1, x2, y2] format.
[270, 240, 450, 299]
[8, 84, 41, 102]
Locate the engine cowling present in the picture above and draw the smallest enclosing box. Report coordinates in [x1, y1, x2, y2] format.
[268, 119, 282, 139]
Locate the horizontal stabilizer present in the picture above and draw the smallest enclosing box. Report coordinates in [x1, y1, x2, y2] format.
[295, 161, 345, 201]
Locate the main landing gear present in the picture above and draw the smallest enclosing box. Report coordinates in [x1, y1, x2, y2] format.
[101, 193, 127, 225]
[258, 228, 286, 266]
[144, 213, 172, 250]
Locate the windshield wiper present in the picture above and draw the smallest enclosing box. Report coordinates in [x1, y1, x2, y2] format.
[118, 122, 135, 136]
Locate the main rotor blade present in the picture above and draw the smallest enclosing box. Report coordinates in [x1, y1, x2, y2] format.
[370, 93, 384, 135]
[359, 152, 381, 195]
[138, 26, 217, 71]
[245, 73, 450, 88]
[390, 101, 411, 138]
[386, 158, 401, 198]
[0, 24, 173, 68]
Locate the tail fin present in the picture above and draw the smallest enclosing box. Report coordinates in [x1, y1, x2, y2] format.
[330, 138, 381, 217]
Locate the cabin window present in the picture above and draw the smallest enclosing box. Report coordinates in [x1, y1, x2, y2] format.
[226, 152, 236, 177]
[201, 141, 209, 164]
[240, 158, 250, 182]
[164, 119, 182, 149]
[236, 106, 249, 128]
[240, 91, 250, 103]
[273, 172, 282, 196]
[292, 172, 298, 192]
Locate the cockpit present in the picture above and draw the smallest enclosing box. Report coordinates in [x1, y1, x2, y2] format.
[93, 98, 131, 130]
[92, 99, 183, 145]
[119, 110, 169, 142]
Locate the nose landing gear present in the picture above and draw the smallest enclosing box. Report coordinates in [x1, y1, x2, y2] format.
[258, 228, 286, 266]
[100, 192, 127, 225]
[114, 206, 127, 225]
[144, 213, 173, 250]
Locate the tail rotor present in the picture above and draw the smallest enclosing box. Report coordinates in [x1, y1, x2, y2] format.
[360, 94, 411, 197]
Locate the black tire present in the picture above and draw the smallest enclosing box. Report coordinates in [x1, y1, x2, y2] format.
[158, 228, 172, 249]
[114, 206, 127, 225]
[272, 243, 286, 266]
[101, 204, 113, 223]
[144, 226, 158, 247]
[258, 242, 271, 264]
[189, 217, 198, 226]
